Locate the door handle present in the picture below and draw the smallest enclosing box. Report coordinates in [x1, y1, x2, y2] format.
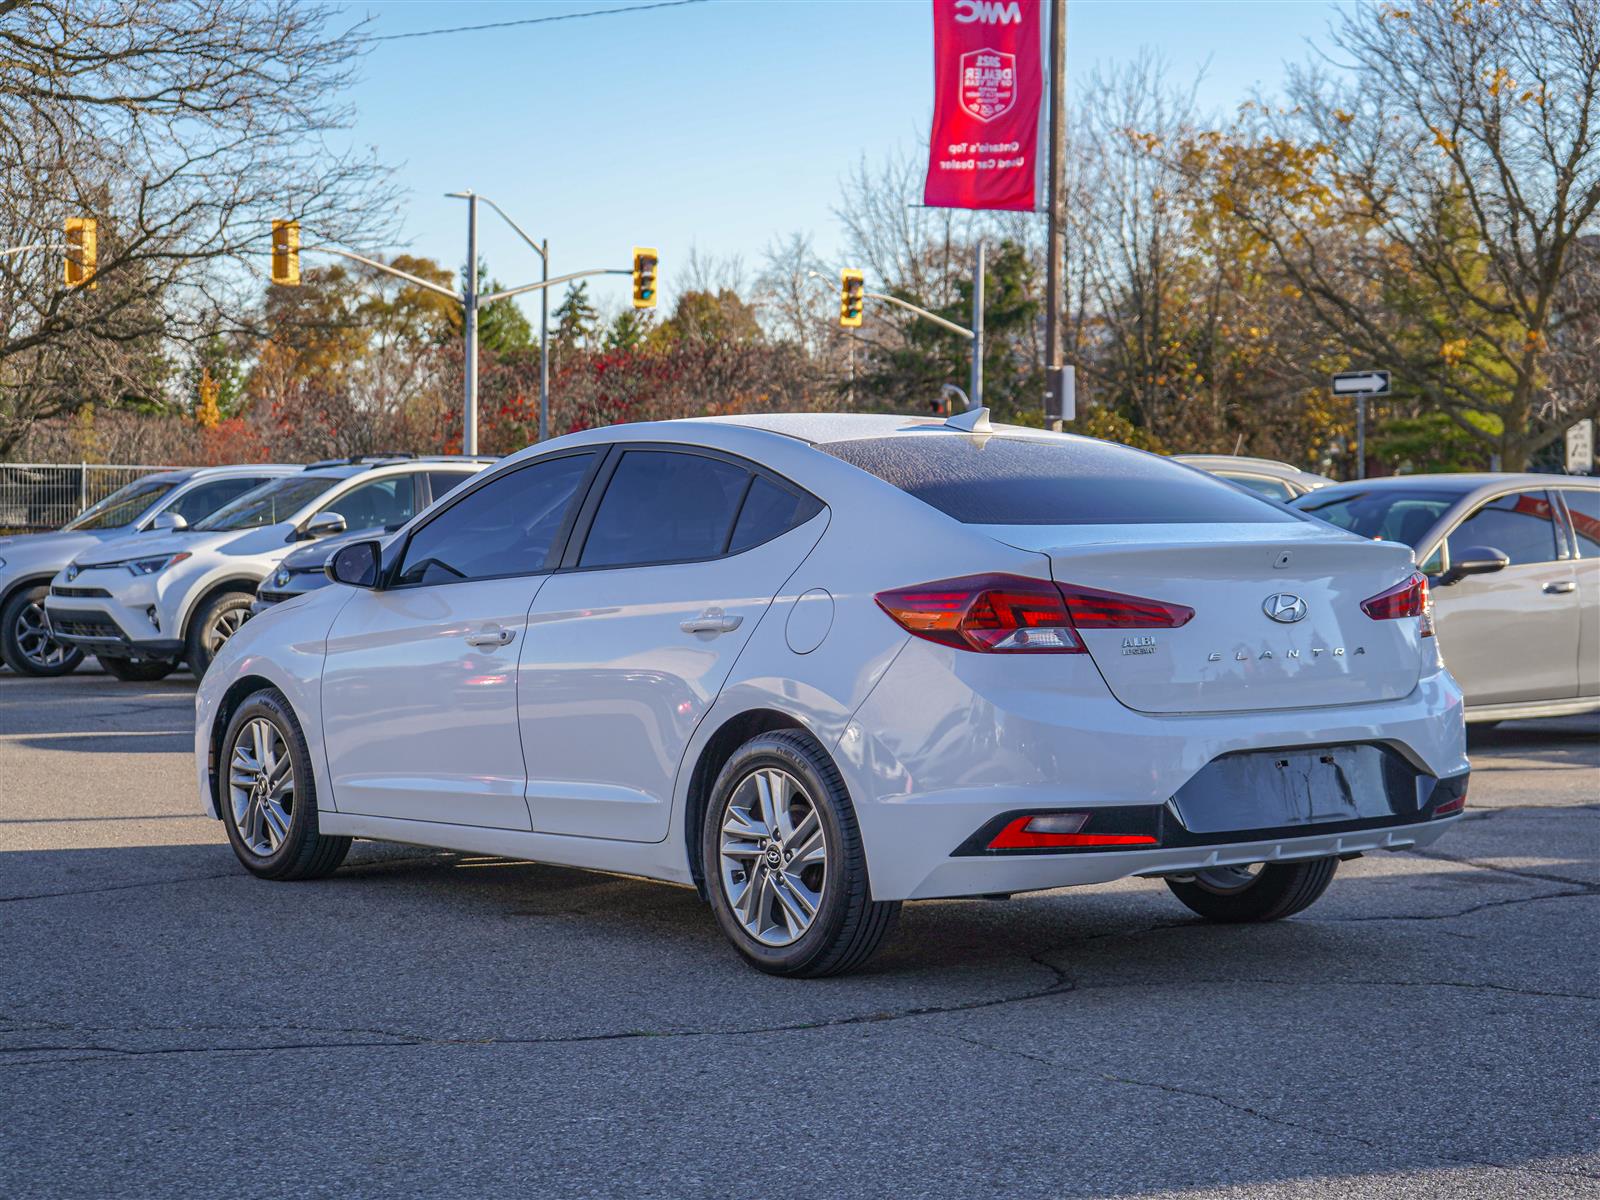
[1542, 580, 1577, 594]
[465, 627, 516, 648]
[680, 610, 743, 635]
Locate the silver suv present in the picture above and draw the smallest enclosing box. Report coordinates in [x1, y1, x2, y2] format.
[1, 464, 296, 676]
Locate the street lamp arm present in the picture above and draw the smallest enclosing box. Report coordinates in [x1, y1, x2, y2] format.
[865, 290, 975, 340]
[479, 267, 629, 306]
[308, 245, 463, 302]
[0, 242, 66, 259]
[474, 195, 548, 263]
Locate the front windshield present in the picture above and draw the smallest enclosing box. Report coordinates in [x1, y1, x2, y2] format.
[195, 476, 341, 532]
[64, 478, 178, 531]
[1293, 488, 1461, 548]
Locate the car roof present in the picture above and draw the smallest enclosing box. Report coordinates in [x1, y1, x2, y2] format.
[140, 463, 299, 485]
[1173, 454, 1330, 483]
[697, 412, 958, 444]
[1307, 472, 1594, 496]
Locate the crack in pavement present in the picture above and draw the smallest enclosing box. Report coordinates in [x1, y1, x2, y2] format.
[1403, 846, 1599, 890]
[1313, 887, 1599, 923]
[0, 952, 1079, 1070]
[945, 1033, 1600, 1184]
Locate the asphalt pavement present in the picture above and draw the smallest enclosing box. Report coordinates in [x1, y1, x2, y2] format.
[2, 667, 1597, 1199]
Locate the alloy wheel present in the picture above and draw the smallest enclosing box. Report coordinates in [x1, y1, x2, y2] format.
[1192, 864, 1263, 894]
[718, 767, 829, 947]
[229, 717, 295, 856]
[13, 598, 69, 670]
[206, 606, 249, 655]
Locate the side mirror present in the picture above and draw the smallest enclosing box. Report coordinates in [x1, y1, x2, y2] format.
[148, 512, 188, 532]
[325, 539, 382, 589]
[1441, 545, 1511, 585]
[303, 511, 347, 539]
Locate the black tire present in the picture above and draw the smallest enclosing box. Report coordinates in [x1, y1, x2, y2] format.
[219, 687, 350, 881]
[1, 584, 85, 677]
[99, 656, 177, 682]
[1165, 857, 1339, 923]
[702, 729, 899, 978]
[185, 589, 255, 678]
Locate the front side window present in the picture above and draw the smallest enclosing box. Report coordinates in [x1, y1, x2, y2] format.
[196, 476, 341, 531]
[821, 436, 1297, 525]
[318, 474, 418, 533]
[64, 478, 177, 531]
[579, 451, 751, 568]
[168, 476, 269, 525]
[425, 470, 477, 504]
[395, 453, 595, 586]
[1561, 489, 1600, 558]
[1448, 491, 1560, 566]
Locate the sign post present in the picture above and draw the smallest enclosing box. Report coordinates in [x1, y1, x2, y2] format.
[1331, 370, 1391, 480]
[1568, 419, 1595, 475]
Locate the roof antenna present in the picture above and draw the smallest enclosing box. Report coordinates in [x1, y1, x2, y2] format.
[940, 385, 991, 432]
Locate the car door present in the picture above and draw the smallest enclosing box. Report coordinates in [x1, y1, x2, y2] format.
[519, 447, 826, 843]
[320, 451, 600, 829]
[1557, 487, 1600, 698]
[1432, 488, 1579, 706]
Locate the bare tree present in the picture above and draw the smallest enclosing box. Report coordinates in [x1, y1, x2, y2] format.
[0, 0, 396, 454]
[1204, 0, 1600, 469]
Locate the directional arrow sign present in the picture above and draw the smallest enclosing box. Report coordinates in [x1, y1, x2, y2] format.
[1331, 370, 1391, 396]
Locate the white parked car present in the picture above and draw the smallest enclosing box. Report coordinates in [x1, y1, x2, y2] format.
[195, 413, 1468, 976]
[1, 464, 297, 676]
[1175, 454, 1335, 501]
[47, 456, 491, 681]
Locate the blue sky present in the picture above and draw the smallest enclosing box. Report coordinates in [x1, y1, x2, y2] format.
[347, 1, 1349, 316]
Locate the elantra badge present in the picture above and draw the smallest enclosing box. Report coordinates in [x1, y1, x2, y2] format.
[1263, 593, 1308, 624]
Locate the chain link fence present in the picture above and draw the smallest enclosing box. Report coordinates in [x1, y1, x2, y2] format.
[0, 463, 176, 533]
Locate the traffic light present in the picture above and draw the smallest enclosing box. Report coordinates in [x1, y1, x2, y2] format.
[64, 217, 96, 289]
[271, 219, 300, 286]
[631, 247, 658, 309]
[839, 268, 864, 327]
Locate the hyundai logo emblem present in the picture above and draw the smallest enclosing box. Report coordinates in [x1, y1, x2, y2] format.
[1263, 593, 1308, 624]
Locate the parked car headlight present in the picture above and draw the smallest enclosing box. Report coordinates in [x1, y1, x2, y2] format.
[81, 551, 193, 576]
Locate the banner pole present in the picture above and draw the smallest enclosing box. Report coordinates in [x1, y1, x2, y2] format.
[971, 242, 984, 410]
[1044, 0, 1068, 428]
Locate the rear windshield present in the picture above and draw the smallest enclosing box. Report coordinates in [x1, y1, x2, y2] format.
[1293, 488, 1462, 547]
[195, 476, 341, 531]
[819, 435, 1297, 525]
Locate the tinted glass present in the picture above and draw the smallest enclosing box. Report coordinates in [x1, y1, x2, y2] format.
[1561, 489, 1600, 558]
[1294, 488, 1460, 547]
[318, 474, 417, 532]
[64, 479, 176, 531]
[425, 470, 476, 503]
[1449, 491, 1559, 566]
[197, 476, 340, 530]
[580, 451, 750, 567]
[1219, 473, 1295, 502]
[820, 436, 1295, 525]
[396, 453, 594, 585]
[168, 476, 267, 524]
[728, 476, 820, 554]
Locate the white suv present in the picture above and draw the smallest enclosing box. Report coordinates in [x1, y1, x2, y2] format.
[1, 464, 297, 676]
[46, 456, 492, 680]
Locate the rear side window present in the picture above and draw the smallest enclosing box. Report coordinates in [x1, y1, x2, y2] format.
[820, 436, 1296, 525]
[396, 453, 595, 585]
[1449, 491, 1560, 566]
[1562, 489, 1600, 558]
[580, 451, 750, 567]
[729, 477, 822, 553]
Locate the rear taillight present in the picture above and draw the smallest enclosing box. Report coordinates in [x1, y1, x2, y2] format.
[1362, 572, 1433, 635]
[875, 574, 1193, 654]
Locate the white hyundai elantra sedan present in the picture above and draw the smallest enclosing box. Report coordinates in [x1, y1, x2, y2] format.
[195, 412, 1469, 976]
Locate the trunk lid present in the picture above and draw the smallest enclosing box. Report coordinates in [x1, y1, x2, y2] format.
[987, 523, 1425, 715]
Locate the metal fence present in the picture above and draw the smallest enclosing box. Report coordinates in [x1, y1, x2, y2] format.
[0, 462, 175, 533]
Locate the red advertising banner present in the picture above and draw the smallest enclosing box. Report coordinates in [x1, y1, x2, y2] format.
[923, 0, 1046, 212]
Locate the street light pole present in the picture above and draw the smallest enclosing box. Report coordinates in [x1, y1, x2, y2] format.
[970, 243, 985, 410]
[540, 238, 550, 443]
[462, 192, 480, 456]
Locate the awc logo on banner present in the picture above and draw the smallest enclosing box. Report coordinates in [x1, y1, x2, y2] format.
[924, 0, 1044, 211]
[954, 0, 1023, 23]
